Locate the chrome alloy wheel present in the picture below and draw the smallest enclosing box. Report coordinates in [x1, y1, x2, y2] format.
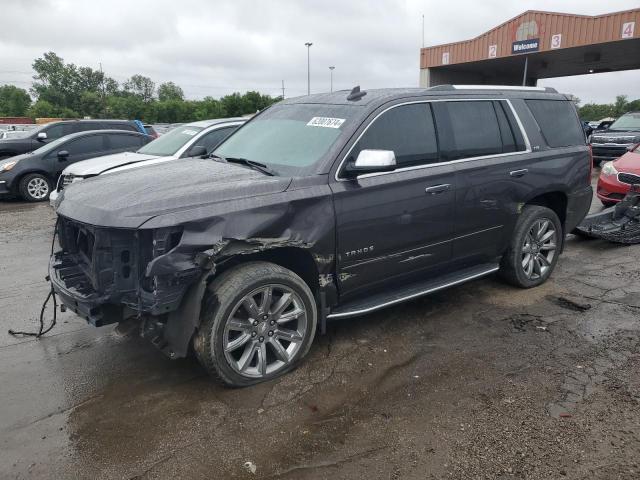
[223, 285, 308, 378]
[521, 218, 557, 280]
[27, 177, 49, 199]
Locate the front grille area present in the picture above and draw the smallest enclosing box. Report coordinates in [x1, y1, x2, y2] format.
[591, 136, 636, 145]
[618, 172, 640, 186]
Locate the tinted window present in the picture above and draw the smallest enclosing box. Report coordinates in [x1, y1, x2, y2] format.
[44, 124, 65, 140]
[526, 100, 585, 147]
[105, 122, 137, 132]
[64, 135, 105, 155]
[77, 122, 103, 132]
[192, 127, 237, 155]
[440, 101, 503, 159]
[352, 103, 438, 168]
[138, 126, 205, 156]
[108, 134, 143, 150]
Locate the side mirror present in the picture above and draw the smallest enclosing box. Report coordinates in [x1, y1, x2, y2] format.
[344, 149, 397, 178]
[37, 132, 48, 141]
[57, 150, 69, 162]
[187, 145, 207, 158]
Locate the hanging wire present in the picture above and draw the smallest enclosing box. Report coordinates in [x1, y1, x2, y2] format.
[8, 218, 60, 338]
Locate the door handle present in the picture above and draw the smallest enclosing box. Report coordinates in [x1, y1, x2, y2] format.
[425, 184, 451, 195]
[509, 169, 528, 178]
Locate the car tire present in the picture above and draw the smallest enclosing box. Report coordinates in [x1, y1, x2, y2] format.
[499, 205, 563, 289]
[193, 261, 317, 387]
[18, 173, 51, 202]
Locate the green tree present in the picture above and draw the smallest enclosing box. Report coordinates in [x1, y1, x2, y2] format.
[193, 97, 227, 120]
[613, 95, 628, 116]
[0, 85, 32, 116]
[124, 74, 155, 102]
[79, 91, 104, 118]
[157, 82, 184, 102]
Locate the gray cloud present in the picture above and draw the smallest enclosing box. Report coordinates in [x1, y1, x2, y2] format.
[0, 0, 638, 103]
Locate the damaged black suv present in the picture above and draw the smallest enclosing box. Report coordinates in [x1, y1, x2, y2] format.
[51, 86, 593, 386]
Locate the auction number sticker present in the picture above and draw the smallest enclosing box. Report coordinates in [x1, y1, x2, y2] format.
[307, 117, 345, 128]
[181, 129, 198, 136]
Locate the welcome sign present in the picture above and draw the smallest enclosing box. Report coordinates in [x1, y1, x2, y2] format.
[512, 38, 539, 54]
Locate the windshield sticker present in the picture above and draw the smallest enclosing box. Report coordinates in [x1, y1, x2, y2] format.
[307, 117, 345, 128]
[181, 129, 198, 136]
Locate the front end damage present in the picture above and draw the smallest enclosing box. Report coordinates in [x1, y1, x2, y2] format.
[51, 217, 199, 327]
[576, 181, 640, 244]
[50, 187, 337, 359]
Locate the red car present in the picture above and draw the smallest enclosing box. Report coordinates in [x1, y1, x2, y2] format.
[597, 143, 640, 206]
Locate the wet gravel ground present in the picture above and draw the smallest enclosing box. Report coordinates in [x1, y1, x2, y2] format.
[1, 177, 639, 479]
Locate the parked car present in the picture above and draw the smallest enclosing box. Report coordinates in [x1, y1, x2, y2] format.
[51, 85, 592, 386]
[590, 112, 640, 165]
[0, 119, 148, 160]
[596, 143, 640, 206]
[49, 118, 245, 206]
[0, 130, 151, 201]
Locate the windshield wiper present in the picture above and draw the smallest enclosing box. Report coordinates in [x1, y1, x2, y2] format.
[210, 154, 275, 176]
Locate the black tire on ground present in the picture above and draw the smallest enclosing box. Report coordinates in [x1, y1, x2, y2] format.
[193, 261, 317, 387]
[18, 173, 51, 202]
[499, 205, 563, 288]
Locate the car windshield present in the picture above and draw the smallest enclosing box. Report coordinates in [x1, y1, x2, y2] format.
[31, 136, 69, 155]
[214, 104, 358, 176]
[609, 113, 640, 131]
[137, 125, 204, 156]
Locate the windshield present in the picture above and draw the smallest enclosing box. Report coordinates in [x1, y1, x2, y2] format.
[31, 136, 69, 155]
[609, 113, 640, 131]
[137, 125, 204, 156]
[214, 104, 358, 176]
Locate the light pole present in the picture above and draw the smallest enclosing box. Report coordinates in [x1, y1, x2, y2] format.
[329, 66, 335, 93]
[305, 42, 313, 95]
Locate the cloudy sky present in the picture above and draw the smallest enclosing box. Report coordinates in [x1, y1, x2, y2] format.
[0, 0, 638, 104]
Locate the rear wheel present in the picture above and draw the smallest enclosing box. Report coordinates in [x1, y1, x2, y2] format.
[499, 206, 562, 288]
[18, 173, 51, 202]
[194, 261, 317, 387]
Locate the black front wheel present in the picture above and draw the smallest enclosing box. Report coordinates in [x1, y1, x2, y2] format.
[499, 206, 562, 288]
[18, 173, 51, 202]
[194, 262, 317, 387]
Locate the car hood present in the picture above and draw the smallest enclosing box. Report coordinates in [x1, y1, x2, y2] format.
[56, 158, 292, 228]
[613, 150, 640, 172]
[63, 151, 161, 176]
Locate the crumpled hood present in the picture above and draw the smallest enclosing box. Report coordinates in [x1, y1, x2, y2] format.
[56, 158, 292, 228]
[63, 151, 160, 176]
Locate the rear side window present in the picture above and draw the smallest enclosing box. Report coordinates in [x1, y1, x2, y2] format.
[525, 100, 585, 147]
[352, 103, 439, 168]
[437, 101, 504, 159]
[64, 135, 106, 155]
[108, 134, 143, 150]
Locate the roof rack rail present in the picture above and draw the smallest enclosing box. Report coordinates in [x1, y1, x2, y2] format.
[428, 84, 557, 93]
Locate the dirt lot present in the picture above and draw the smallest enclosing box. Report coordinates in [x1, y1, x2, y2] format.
[1, 179, 639, 479]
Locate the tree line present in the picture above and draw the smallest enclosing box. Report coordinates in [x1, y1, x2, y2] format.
[0, 52, 281, 123]
[577, 95, 640, 121]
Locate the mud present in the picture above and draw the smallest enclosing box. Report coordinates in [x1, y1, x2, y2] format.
[1, 181, 639, 479]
